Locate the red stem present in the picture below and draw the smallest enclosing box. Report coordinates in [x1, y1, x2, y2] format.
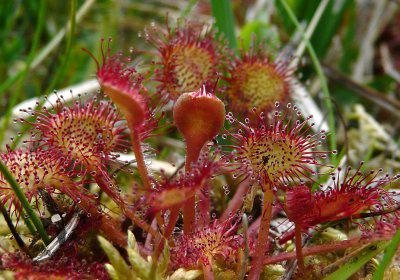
[153, 208, 180, 260]
[221, 179, 250, 221]
[248, 186, 274, 280]
[94, 172, 159, 239]
[94, 172, 124, 206]
[62, 185, 127, 247]
[182, 143, 201, 234]
[263, 236, 389, 265]
[294, 223, 305, 270]
[130, 129, 152, 190]
[122, 205, 162, 240]
[198, 188, 210, 227]
[203, 261, 215, 280]
[145, 218, 158, 251]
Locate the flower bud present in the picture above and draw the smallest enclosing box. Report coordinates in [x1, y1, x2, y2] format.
[173, 87, 225, 154]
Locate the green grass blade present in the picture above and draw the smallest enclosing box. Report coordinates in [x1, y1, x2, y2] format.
[373, 230, 400, 280]
[45, 0, 77, 91]
[311, 0, 353, 58]
[278, 0, 337, 155]
[0, 159, 50, 245]
[210, 0, 237, 50]
[0, 0, 47, 145]
[324, 242, 388, 280]
[21, 209, 37, 237]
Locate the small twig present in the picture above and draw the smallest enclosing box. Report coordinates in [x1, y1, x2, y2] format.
[380, 44, 400, 83]
[33, 211, 81, 262]
[39, 189, 61, 216]
[324, 66, 400, 117]
[282, 259, 298, 280]
[282, 232, 312, 280]
[0, 202, 28, 254]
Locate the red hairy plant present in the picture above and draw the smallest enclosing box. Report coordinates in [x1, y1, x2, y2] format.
[282, 165, 400, 269]
[23, 96, 129, 204]
[224, 45, 293, 117]
[224, 103, 334, 188]
[27, 97, 129, 171]
[85, 39, 163, 191]
[85, 39, 163, 142]
[170, 216, 242, 275]
[148, 20, 225, 100]
[150, 151, 223, 261]
[284, 166, 400, 235]
[0, 147, 126, 246]
[223, 103, 333, 279]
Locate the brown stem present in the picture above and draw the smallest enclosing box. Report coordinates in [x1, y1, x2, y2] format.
[130, 128, 152, 190]
[183, 143, 201, 234]
[294, 224, 305, 270]
[323, 65, 400, 117]
[263, 236, 389, 265]
[248, 185, 274, 280]
[1, 202, 28, 255]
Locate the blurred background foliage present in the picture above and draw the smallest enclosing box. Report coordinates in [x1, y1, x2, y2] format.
[0, 0, 400, 166]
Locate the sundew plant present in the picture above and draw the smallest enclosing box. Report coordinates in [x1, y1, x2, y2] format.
[1, 1, 400, 280]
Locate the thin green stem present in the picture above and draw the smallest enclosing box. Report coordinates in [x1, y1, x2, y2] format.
[0, 159, 50, 244]
[325, 242, 388, 280]
[21, 209, 37, 237]
[373, 229, 400, 280]
[279, 0, 337, 155]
